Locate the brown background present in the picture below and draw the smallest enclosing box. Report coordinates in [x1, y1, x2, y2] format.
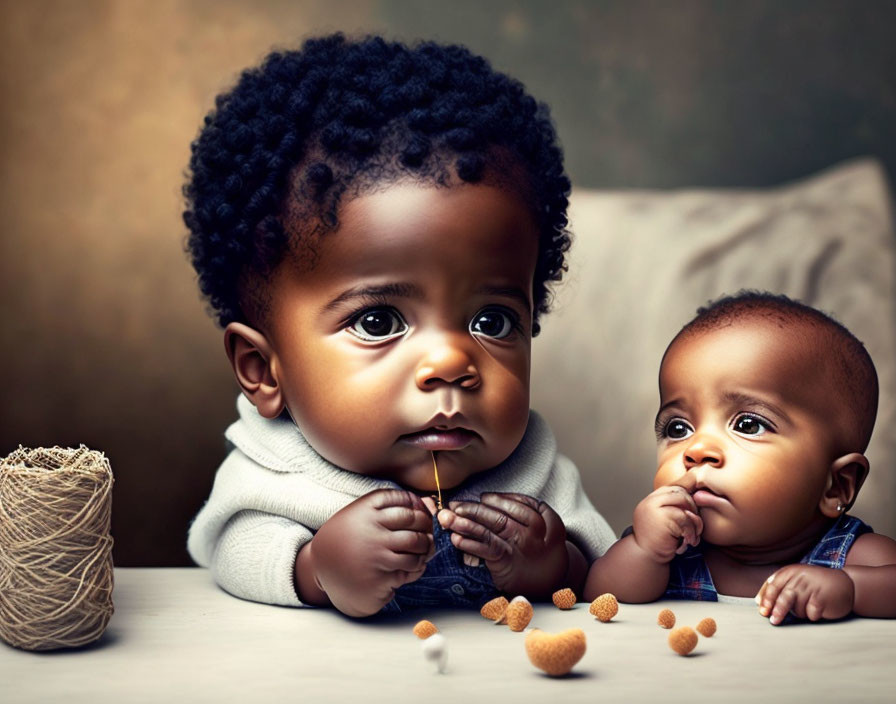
[1, 0, 894, 565]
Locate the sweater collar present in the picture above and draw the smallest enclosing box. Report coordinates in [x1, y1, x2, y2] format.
[224, 394, 555, 498]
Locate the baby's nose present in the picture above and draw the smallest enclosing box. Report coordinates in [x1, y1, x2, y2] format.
[414, 339, 481, 390]
[683, 435, 724, 469]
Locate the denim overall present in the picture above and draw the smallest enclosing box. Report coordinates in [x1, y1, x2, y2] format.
[381, 514, 498, 613]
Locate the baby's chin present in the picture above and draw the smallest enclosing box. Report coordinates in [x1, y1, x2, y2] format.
[338, 446, 505, 492]
[402, 468, 476, 494]
[394, 456, 488, 495]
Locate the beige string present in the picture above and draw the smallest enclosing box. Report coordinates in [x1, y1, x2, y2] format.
[0, 445, 114, 651]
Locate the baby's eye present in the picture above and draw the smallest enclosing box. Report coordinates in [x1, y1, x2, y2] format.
[347, 307, 408, 342]
[469, 307, 519, 339]
[731, 414, 770, 436]
[664, 419, 694, 440]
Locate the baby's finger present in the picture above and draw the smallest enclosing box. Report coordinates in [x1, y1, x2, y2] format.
[440, 509, 510, 553]
[369, 488, 427, 512]
[757, 574, 779, 616]
[380, 549, 430, 575]
[440, 508, 513, 560]
[684, 509, 704, 539]
[674, 524, 695, 555]
[678, 509, 703, 551]
[757, 569, 796, 625]
[805, 595, 824, 622]
[480, 492, 541, 529]
[667, 509, 695, 554]
[420, 496, 438, 516]
[769, 587, 797, 626]
[757, 566, 796, 616]
[377, 505, 434, 533]
[450, 500, 520, 537]
[386, 529, 434, 556]
[384, 563, 427, 590]
[483, 492, 540, 510]
[657, 486, 699, 514]
[671, 472, 699, 494]
[449, 531, 511, 562]
[535, 500, 566, 546]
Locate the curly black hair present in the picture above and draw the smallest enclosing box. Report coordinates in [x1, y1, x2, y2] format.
[183, 33, 571, 332]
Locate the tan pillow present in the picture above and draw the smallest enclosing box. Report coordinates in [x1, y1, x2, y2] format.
[532, 158, 896, 539]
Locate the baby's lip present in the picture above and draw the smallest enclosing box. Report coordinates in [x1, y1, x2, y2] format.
[673, 472, 728, 506]
[399, 427, 478, 451]
[692, 486, 730, 509]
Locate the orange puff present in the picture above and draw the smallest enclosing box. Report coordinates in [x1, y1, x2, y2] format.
[657, 608, 676, 629]
[589, 593, 619, 622]
[551, 588, 577, 610]
[505, 596, 534, 632]
[413, 620, 438, 639]
[480, 596, 509, 622]
[668, 626, 698, 656]
[525, 628, 587, 676]
[696, 617, 717, 637]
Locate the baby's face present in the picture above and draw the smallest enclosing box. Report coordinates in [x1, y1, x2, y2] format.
[654, 319, 840, 549]
[259, 180, 538, 491]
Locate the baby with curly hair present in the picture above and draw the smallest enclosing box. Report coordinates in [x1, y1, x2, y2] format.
[184, 34, 614, 617]
[585, 292, 896, 624]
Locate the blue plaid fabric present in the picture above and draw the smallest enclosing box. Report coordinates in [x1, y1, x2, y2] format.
[664, 514, 873, 605]
[664, 542, 718, 601]
[805, 515, 873, 568]
[380, 514, 498, 614]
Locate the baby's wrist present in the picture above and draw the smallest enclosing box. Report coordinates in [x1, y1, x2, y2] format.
[839, 565, 859, 610]
[294, 540, 330, 607]
[629, 531, 674, 565]
[562, 540, 587, 595]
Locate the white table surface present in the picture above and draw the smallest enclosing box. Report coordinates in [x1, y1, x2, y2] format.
[2, 567, 894, 703]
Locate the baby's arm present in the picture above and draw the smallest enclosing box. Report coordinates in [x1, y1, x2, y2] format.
[295, 489, 435, 617]
[584, 476, 702, 603]
[845, 533, 896, 616]
[438, 493, 583, 599]
[757, 532, 896, 624]
[201, 510, 313, 606]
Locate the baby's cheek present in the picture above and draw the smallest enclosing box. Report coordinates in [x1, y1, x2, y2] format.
[652, 461, 680, 491]
[492, 385, 529, 444]
[287, 396, 378, 469]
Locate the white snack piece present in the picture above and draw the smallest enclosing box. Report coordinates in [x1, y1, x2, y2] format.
[421, 632, 448, 674]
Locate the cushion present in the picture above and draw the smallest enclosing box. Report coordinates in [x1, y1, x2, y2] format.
[531, 158, 896, 539]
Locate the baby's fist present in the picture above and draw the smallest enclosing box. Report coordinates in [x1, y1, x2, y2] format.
[631, 483, 702, 563]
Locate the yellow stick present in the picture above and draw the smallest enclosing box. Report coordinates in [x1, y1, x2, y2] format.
[431, 451, 443, 511]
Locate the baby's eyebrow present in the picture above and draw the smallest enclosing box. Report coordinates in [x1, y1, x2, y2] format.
[323, 282, 423, 311]
[476, 285, 532, 313]
[655, 400, 683, 422]
[720, 391, 791, 422]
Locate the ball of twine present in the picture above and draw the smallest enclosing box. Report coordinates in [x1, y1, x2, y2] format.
[0, 445, 114, 651]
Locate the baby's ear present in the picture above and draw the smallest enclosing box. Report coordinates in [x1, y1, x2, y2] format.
[820, 453, 870, 518]
[224, 322, 285, 419]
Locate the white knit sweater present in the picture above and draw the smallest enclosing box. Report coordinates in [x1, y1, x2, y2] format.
[187, 394, 615, 606]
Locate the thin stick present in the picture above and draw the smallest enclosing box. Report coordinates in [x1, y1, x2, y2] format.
[431, 451, 443, 511]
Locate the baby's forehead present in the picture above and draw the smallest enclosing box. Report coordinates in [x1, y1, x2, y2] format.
[676, 311, 832, 353]
[663, 315, 839, 390]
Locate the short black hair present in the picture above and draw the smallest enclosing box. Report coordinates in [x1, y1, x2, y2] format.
[183, 33, 571, 333]
[674, 290, 879, 450]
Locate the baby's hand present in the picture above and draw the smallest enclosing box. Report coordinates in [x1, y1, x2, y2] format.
[631, 474, 703, 563]
[756, 564, 855, 625]
[439, 492, 567, 599]
[308, 488, 434, 617]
